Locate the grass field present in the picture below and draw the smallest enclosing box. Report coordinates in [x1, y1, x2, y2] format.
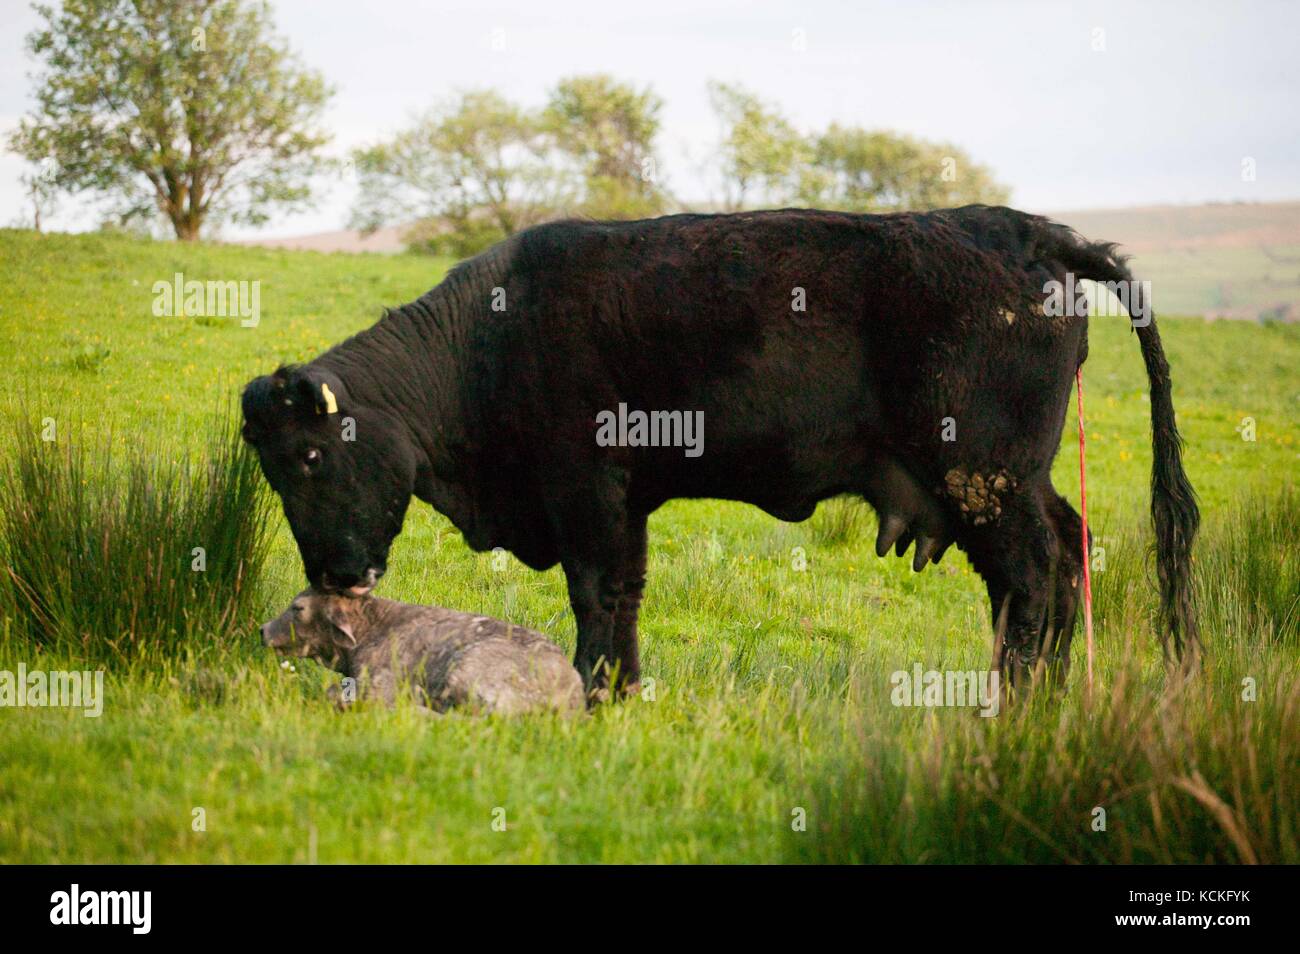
[0, 228, 1296, 863]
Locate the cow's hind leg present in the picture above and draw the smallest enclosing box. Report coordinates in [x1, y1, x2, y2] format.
[1041, 490, 1086, 686]
[963, 481, 1062, 695]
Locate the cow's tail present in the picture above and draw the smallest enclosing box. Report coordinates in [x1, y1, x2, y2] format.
[1038, 221, 1201, 667]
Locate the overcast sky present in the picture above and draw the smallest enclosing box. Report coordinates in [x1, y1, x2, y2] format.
[1, 0, 1297, 238]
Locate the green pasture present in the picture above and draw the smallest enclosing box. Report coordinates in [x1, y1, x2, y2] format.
[0, 229, 1295, 863]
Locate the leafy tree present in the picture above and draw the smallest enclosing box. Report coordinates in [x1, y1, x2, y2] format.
[544, 74, 665, 218]
[8, 0, 333, 240]
[798, 124, 1010, 211]
[351, 90, 572, 258]
[708, 82, 1009, 212]
[707, 81, 808, 210]
[14, 160, 59, 231]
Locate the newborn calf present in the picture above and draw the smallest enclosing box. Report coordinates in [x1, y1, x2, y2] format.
[262, 589, 584, 715]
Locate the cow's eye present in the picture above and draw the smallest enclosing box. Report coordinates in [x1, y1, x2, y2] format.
[303, 448, 322, 470]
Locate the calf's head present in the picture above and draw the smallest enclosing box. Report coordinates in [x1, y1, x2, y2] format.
[261, 588, 369, 665]
[242, 365, 418, 595]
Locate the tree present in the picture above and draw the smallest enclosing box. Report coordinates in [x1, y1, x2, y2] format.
[707, 82, 1009, 212]
[707, 81, 808, 211]
[797, 124, 1010, 211]
[351, 90, 573, 258]
[15, 159, 59, 231]
[8, 0, 333, 240]
[544, 74, 665, 218]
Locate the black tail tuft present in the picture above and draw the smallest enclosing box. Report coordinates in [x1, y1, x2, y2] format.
[1134, 311, 1202, 664]
[1034, 219, 1202, 665]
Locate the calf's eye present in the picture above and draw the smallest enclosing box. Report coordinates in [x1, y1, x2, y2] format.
[303, 448, 322, 470]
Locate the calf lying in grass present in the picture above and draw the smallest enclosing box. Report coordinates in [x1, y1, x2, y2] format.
[261, 589, 584, 715]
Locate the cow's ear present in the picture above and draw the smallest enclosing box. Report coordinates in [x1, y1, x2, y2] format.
[288, 368, 345, 417]
[241, 372, 286, 442]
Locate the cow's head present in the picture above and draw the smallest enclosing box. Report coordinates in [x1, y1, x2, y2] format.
[241, 365, 418, 595]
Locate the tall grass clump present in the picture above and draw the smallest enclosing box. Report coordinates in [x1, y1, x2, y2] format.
[1193, 485, 1299, 646]
[1093, 483, 1299, 647]
[788, 484, 1300, 864]
[810, 494, 872, 547]
[787, 654, 1299, 863]
[0, 410, 276, 665]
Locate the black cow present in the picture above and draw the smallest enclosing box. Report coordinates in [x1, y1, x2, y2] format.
[242, 206, 1199, 697]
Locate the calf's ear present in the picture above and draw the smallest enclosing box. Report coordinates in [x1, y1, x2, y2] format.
[324, 603, 356, 647]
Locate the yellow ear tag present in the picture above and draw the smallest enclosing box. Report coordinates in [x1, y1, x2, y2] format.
[320, 382, 338, 415]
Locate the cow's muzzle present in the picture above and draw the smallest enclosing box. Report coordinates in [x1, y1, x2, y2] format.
[320, 566, 383, 597]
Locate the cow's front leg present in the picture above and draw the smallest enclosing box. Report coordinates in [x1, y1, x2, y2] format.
[547, 462, 632, 702]
[611, 512, 649, 697]
[563, 555, 622, 701]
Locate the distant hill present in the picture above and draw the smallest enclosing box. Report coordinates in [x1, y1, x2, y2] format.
[1051, 202, 1300, 320]
[239, 201, 1300, 320]
[1051, 202, 1300, 252]
[237, 224, 409, 254]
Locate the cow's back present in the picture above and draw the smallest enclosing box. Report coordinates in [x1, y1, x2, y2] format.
[448, 207, 1052, 535]
[476, 212, 967, 512]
